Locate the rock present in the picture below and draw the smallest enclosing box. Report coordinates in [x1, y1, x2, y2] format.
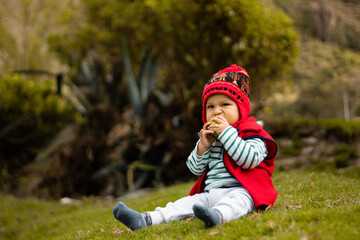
[60, 197, 82, 205]
[301, 146, 314, 155]
[302, 137, 317, 145]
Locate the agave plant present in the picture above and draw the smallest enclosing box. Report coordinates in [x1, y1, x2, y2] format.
[122, 39, 162, 118]
[93, 39, 170, 194]
[6, 37, 171, 198]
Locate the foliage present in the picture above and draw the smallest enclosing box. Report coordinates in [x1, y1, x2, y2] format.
[332, 145, 358, 168]
[0, 0, 67, 75]
[0, 74, 80, 132]
[121, 40, 162, 118]
[13, 46, 168, 199]
[265, 0, 360, 120]
[266, 118, 360, 140]
[4, 0, 299, 200]
[272, 0, 360, 51]
[48, 0, 298, 103]
[320, 119, 360, 140]
[38, 0, 299, 198]
[0, 73, 80, 192]
[0, 171, 359, 239]
[265, 39, 360, 120]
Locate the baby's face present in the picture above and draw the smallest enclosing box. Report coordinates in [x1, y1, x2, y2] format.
[205, 94, 240, 125]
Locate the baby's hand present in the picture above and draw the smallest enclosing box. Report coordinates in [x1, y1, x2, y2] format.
[207, 116, 230, 137]
[197, 122, 216, 156]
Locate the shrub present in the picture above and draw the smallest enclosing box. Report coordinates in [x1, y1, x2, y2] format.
[320, 119, 360, 140]
[332, 145, 358, 168]
[0, 73, 81, 192]
[0, 73, 80, 135]
[267, 118, 360, 141]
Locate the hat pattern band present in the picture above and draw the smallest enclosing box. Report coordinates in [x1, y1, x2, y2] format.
[205, 71, 250, 98]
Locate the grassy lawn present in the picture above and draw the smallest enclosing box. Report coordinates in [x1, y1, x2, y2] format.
[1, 170, 359, 240]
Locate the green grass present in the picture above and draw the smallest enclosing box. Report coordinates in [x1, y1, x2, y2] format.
[1, 170, 359, 240]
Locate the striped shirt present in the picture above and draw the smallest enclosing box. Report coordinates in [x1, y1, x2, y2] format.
[186, 126, 267, 190]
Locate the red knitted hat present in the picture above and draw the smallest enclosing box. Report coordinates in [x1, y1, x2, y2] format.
[202, 64, 251, 124]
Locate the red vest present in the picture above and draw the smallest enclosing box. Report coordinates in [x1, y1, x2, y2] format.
[189, 117, 278, 210]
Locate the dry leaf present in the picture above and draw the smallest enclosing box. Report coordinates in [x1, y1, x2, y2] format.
[267, 220, 276, 229]
[285, 204, 302, 210]
[111, 228, 130, 236]
[300, 235, 310, 240]
[209, 230, 222, 236]
[264, 205, 272, 212]
[338, 194, 346, 201]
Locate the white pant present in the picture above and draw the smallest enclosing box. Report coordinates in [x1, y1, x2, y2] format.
[147, 187, 255, 225]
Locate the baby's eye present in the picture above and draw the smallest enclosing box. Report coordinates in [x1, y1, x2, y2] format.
[222, 103, 230, 106]
[207, 105, 214, 109]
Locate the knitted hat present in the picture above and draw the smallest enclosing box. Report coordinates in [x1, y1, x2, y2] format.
[202, 64, 251, 124]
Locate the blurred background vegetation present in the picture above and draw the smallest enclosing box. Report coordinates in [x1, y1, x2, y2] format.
[0, 0, 359, 200]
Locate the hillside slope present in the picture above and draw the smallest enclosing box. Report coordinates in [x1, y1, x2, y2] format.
[266, 0, 360, 120]
[1, 171, 359, 239]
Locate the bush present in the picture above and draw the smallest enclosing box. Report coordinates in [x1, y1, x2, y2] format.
[332, 145, 358, 168]
[0, 73, 81, 192]
[0, 74, 80, 133]
[267, 118, 360, 141]
[320, 119, 360, 140]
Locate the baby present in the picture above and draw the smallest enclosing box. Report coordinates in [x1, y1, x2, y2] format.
[113, 64, 278, 230]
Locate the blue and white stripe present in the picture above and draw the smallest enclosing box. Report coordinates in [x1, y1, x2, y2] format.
[218, 127, 267, 170]
[186, 126, 267, 190]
